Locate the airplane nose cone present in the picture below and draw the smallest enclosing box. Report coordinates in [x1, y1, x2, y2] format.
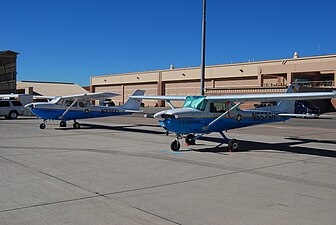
[153, 111, 178, 118]
[153, 111, 165, 118]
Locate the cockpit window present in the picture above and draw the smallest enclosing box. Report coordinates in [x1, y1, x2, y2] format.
[183, 96, 207, 111]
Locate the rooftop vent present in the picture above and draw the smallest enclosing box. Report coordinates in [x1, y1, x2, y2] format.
[293, 52, 299, 59]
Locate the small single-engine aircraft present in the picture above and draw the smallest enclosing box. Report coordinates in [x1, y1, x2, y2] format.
[26, 89, 145, 129]
[131, 85, 336, 151]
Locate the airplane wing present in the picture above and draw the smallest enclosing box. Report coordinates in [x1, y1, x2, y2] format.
[131, 92, 335, 102]
[0, 93, 20, 99]
[205, 91, 336, 102]
[130, 95, 187, 101]
[58, 92, 120, 101]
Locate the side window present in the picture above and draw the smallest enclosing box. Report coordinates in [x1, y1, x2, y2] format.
[210, 102, 226, 113]
[0, 101, 10, 107]
[78, 101, 87, 107]
[65, 100, 77, 107]
[12, 101, 23, 106]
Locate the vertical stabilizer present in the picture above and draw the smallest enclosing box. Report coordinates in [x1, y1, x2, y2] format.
[122, 90, 145, 110]
[261, 84, 300, 113]
[276, 83, 300, 113]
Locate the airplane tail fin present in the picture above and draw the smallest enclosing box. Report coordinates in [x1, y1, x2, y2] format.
[261, 83, 300, 113]
[122, 90, 145, 110]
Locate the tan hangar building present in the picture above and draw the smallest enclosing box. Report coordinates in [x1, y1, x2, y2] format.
[90, 53, 336, 109]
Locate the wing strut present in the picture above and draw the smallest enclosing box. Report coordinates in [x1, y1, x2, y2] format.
[202, 102, 242, 131]
[166, 100, 175, 109]
[59, 99, 78, 120]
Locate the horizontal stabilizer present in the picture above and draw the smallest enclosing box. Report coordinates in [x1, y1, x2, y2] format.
[278, 113, 319, 118]
[123, 109, 143, 113]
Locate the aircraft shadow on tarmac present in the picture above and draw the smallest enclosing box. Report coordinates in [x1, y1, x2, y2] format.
[63, 123, 164, 136]
[62, 123, 336, 158]
[193, 136, 336, 158]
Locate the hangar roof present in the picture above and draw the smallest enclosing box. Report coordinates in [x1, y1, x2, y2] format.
[17, 81, 88, 96]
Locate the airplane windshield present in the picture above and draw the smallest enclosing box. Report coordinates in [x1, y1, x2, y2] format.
[183, 96, 207, 111]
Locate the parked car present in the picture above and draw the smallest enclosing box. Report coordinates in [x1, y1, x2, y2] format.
[0, 100, 24, 119]
[295, 100, 320, 117]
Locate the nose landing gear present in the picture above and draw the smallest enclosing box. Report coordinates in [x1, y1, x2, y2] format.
[170, 134, 182, 151]
[39, 121, 46, 129]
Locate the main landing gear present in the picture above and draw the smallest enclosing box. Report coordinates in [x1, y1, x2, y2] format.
[169, 132, 240, 152]
[39, 120, 81, 129]
[219, 131, 239, 151]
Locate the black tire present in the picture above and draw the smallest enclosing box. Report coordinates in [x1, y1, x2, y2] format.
[170, 140, 181, 151]
[60, 121, 67, 127]
[8, 111, 18, 119]
[39, 123, 46, 129]
[185, 134, 196, 145]
[73, 122, 80, 129]
[228, 139, 239, 151]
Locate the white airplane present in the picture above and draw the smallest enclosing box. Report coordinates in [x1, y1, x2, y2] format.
[26, 89, 145, 129]
[131, 84, 336, 151]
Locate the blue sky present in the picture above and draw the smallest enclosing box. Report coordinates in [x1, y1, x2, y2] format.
[1, 0, 335, 86]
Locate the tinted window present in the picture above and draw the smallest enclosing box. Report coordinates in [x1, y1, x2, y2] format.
[0, 101, 10, 107]
[210, 102, 226, 113]
[12, 101, 23, 106]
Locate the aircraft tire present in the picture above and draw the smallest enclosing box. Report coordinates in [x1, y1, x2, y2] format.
[39, 123, 46, 129]
[73, 122, 80, 129]
[228, 139, 239, 151]
[185, 134, 196, 145]
[170, 140, 181, 151]
[60, 121, 67, 127]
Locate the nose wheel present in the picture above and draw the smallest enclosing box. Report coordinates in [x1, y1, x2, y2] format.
[170, 140, 181, 151]
[39, 120, 47, 129]
[170, 135, 182, 151]
[39, 123, 46, 129]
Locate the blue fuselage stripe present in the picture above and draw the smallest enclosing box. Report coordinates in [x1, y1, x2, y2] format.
[31, 108, 131, 120]
[160, 116, 289, 134]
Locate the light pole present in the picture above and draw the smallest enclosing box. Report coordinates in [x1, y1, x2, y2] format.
[200, 0, 206, 95]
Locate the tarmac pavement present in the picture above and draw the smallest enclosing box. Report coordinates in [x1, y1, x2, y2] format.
[0, 115, 335, 225]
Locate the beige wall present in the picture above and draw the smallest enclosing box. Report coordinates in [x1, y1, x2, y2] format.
[91, 54, 336, 107]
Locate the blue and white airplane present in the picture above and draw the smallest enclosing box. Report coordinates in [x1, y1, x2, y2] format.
[26, 90, 145, 129]
[131, 84, 336, 151]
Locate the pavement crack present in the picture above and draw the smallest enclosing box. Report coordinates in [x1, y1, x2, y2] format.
[38, 171, 100, 195]
[0, 156, 29, 168]
[131, 206, 182, 225]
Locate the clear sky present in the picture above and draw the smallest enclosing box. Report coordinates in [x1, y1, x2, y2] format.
[1, 0, 335, 86]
